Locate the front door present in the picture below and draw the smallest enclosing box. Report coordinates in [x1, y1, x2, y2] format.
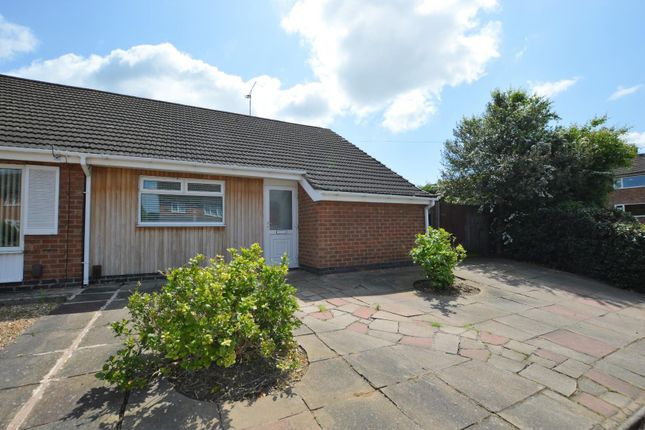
[0, 166, 24, 283]
[264, 185, 298, 267]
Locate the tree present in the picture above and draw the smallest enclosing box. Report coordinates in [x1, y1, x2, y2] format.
[440, 89, 636, 249]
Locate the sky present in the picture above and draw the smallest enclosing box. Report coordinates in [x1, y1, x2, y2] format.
[1, 0, 644, 186]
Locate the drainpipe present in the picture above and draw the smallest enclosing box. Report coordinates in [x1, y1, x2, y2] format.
[424, 198, 437, 232]
[80, 156, 91, 287]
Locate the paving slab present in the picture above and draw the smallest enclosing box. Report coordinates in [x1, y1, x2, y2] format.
[78, 324, 121, 347]
[1, 329, 79, 358]
[438, 360, 541, 412]
[432, 303, 511, 326]
[295, 357, 373, 409]
[466, 415, 516, 430]
[314, 390, 419, 430]
[0, 384, 36, 429]
[594, 360, 645, 390]
[499, 391, 599, 430]
[346, 344, 465, 388]
[487, 354, 526, 373]
[554, 358, 591, 379]
[317, 329, 392, 355]
[599, 349, 645, 380]
[301, 314, 357, 333]
[541, 329, 617, 358]
[383, 375, 488, 429]
[245, 411, 320, 430]
[296, 335, 337, 362]
[527, 338, 596, 364]
[586, 313, 644, 339]
[124, 380, 220, 429]
[398, 320, 436, 337]
[22, 373, 123, 429]
[222, 389, 307, 429]
[519, 363, 577, 396]
[25, 312, 94, 334]
[476, 320, 533, 341]
[494, 314, 557, 337]
[0, 352, 62, 389]
[58, 344, 121, 377]
[432, 332, 460, 354]
[368, 318, 398, 333]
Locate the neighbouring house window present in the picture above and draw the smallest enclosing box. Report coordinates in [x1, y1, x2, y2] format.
[615, 203, 645, 218]
[615, 175, 645, 189]
[139, 177, 224, 226]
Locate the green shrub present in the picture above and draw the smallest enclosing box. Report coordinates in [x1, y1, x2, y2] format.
[503, 204, 645, 292]
[97, 243, 301, 391]
[410, 227, 467, 289]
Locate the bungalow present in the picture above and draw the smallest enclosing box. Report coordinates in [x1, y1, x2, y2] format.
[0, 75, 434, 288]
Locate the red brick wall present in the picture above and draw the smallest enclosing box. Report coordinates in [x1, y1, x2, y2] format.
[298, 186, 425, 271]
[0, 160, 85, 285]
[609, 187, 645, 224]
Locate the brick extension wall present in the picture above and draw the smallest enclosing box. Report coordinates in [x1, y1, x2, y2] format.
[298, 186, 426, 272]
[0, 161, 85, 288]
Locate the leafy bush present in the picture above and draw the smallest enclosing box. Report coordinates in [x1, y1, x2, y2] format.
[410, 227, 467, 289]
[503, 204, 645, 292]
[97, 243, 301, 391]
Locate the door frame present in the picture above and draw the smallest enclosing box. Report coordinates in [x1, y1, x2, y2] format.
[263, 180, 299, 268]
[0, 163, 26, 283]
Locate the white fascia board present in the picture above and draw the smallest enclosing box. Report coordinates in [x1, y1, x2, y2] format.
[0, 146, 306, 180]
[299, 179, 435, 205]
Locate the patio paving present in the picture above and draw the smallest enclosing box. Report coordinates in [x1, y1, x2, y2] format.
[1, 258, 644, 429]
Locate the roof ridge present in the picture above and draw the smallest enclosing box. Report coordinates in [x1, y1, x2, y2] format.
[0, 73, 332, 132]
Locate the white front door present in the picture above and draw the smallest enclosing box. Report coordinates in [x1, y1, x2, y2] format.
[264, 184, 298, 267]
[0, 166, 24, 283]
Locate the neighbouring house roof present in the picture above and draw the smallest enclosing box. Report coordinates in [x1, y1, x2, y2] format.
[0, 74, 429, 198]
[615, 154, 645, 177]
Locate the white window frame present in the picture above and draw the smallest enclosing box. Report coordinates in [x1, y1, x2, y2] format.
[615, 202, 645, 219]
[138, 176, 225, 227]
[0, 163, 26, 253]
[615, 175, 645, 189]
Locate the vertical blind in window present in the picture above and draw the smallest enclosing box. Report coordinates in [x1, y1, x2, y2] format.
[0, 168, 22, 248]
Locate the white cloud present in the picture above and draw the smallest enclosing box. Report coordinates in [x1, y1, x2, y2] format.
[281, 0, 501, 131]
[529, 77, 579, 98]
[608, 84, 641, 101]
[9, 43, 335, 126]
[625, 131, 645, 152]
[0, 15, 37, 59]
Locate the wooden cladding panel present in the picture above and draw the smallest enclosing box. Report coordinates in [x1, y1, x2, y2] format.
[91, 167, 263, 276]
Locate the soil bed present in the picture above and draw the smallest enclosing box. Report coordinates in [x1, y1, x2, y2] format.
[413, 278, 481, 297]
[169, 346, 309, 403]
[0, 302, 58, 349]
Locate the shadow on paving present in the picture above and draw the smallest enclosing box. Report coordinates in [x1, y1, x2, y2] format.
[459, 257, 644, 309]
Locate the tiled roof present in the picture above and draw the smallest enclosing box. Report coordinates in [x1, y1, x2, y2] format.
[615, 154, 645, 177]
[0, 74, 429, 198]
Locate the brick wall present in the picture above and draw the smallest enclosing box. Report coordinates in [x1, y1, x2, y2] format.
[298, 186, 425, 271]
[609, 187, 645, 224]
[0, 161, 85, 287]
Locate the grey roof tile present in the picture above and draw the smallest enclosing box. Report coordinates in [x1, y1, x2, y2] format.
[0, 74, 429, 198]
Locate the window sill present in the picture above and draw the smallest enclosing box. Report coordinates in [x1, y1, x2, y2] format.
[0, 248, 23, 254]
[137, 223, 226, 228]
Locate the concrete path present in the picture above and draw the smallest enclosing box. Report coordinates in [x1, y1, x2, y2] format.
[1, 259, 644, 429]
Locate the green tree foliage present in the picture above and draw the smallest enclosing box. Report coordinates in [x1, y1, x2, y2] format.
[440, 89, 637, 246]
[410, 227, 466, 289]
[97, 244, 301, 391]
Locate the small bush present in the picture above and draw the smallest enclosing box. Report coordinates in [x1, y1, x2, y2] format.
[97, 243, 301, 391]
[410, 227, 467, 289]
[503, 204, 645, 292]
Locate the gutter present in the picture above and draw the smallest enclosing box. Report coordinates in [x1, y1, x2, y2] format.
[80, 156, 91, 287]
[1, 144, 435, 206]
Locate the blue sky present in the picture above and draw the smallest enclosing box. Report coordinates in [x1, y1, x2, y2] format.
[1, 0, 643, 186]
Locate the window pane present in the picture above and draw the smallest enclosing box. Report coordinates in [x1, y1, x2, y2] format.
[622, 176, 645, 188]
[269, 190, 292, 230]
[142, 179, 181, 191]
[187, 182, 222, 193]
[141, 193, 223, 223]
[625, 204, 645, 217]
[0, 168, 21, 248]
